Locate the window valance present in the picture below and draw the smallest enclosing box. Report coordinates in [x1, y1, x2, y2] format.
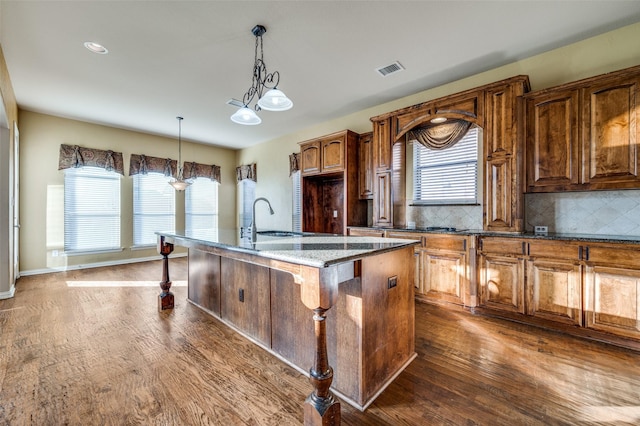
[408, 119, 472, 151]
[183, 161, 221, 183]
[289, 153, 300, 176]
[58, 144, 124, 175]
[129, 154, 176, 177]
[236, 163, 257, 182]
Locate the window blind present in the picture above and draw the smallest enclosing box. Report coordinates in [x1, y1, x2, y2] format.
[413, 126, 479, 204]
[133, 173, 175, 246]
[186, 177, 219, 236]
[292, 171, 302, 232]
[64, 167, 121, 252]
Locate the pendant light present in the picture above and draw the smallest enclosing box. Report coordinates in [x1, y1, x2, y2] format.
[169, 116, 191, 191]
[230, 24, 293, 125]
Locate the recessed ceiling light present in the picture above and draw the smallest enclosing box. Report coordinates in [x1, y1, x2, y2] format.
[84, 41, 108, 54]
[430, 117, 448, 124]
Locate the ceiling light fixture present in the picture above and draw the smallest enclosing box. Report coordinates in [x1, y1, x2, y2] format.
[169, 116, 191, 191]
[430, 117, 448, 124]
[84, 41, 108, 54]
[230, 24, 293, 125]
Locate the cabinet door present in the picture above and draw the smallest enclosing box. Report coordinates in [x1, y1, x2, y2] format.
[187, 249, 221, 315]
[484, 155, 514, 231]
[526, 90, 580, 191]
[300, 141, 321, 175]
[526, 258, 582, 325]
[220, 258, 271, 347]
[358, 132, 373, 199]
[321, 137, 345, 172]
[423, 250, 467, 305]
[584, 265, 640, 340]
[373, 171, 392, 227]
[582, 76, 640, 188]
[479, 254, 525, 313]
[373, 118, 392, 171]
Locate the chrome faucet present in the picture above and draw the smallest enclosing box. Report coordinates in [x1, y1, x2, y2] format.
[251, 197, 275, 241]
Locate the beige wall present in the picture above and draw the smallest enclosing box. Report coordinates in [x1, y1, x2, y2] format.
[237, 21, 640, 232]
[19, 111, 237, 273]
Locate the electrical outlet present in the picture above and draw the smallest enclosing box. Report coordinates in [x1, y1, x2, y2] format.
[388, 276, 398, 289]
[534, 225, 548, 234]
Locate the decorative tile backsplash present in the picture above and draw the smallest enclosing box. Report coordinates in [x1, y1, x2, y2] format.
[524, 190, 640, 236]
[406, 190, 640, 236]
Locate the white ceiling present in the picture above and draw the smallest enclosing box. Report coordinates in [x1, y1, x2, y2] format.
[2, 1, 640, 150]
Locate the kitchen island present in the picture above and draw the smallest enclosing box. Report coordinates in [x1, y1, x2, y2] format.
[156, 229, 418, 425]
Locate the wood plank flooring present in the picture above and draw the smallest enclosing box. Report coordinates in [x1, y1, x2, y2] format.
[1, 258, 639, 425]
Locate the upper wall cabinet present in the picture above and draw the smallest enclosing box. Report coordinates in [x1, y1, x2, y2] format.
[525, 65, 640, 192]
[300, 131, 351, 176]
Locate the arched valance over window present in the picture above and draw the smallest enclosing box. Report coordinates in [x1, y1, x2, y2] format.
[289, 153, 300, 176]
[183, 161, 221, 183]
[407, 119, 472, 150]
[58, 144, 125, 175]
[129, 153, 175, 177]
[236, 163, 257, 182]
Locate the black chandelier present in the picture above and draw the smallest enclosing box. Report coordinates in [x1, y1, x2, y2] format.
[230, 25, 293, 125]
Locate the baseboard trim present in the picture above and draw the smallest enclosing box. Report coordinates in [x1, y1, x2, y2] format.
[19, 253, 188, 277]
[0, 284, 16, 300]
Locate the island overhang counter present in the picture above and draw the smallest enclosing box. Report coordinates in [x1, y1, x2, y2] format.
[156, 229, 418, 424]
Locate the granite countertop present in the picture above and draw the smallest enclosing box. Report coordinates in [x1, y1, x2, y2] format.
[157, 229, 419, 268]
[355, 226, 640, 245]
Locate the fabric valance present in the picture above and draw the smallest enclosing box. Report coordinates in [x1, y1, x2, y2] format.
[58, 144, 125, 175]
[289, 153, 300, 176]
[408, 119, 473, 151]
[183, 161, 221, 183]
[129, 153, 176, 177]
[236, 163, 257, 182]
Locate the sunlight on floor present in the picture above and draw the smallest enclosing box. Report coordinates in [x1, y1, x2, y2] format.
[577, 406, 640, 422]
[66, 280, 187, 287]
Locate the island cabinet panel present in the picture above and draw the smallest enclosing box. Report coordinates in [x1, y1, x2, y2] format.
[188, 249, 221, 315]
[220, 258, 271, 347]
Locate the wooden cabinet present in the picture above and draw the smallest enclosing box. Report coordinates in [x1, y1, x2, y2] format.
[385, 231, 423, 292]
[347, 227, 384, 237]
[373, 118, 392, 171]
[483, 79, 528, 232]
[525, 65, 640, 192]
[187, 249, 221, 315]
[358, 132, 373, 200]
[299, 130, 367, 234]
[478, 236, 640, 347]
[421, 234, 470, 306]
[584, 243, 640, 340]
[478, 237, 526, 313]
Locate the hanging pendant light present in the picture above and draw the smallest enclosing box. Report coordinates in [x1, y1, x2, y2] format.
[230, 24, 293, 125]
[169, 116, 191, 191]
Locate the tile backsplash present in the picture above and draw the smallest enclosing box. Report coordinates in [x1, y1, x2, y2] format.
[524, 190, 640, 236]
[406, 190, 640, 236]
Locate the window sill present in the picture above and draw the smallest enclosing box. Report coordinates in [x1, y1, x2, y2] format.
[130, 245, 156, 251]
[64, 247, 124, 257]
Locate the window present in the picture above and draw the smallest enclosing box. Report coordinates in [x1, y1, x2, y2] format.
[133, 173, 175, 246]
[238, 179, 256, 231]
[186, 177, 219, 235]
[292, 171, 302, 232]
[64, 166, 121, 253]
[413, 126, 479, 204]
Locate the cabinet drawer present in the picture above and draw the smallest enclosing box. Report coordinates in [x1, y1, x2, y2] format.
[586, 244, 640, 268]
[423, 235, 467, 252]
[527, 240, 581, 261]
[385, 231, 423, 244]
[348, 227, 385, 237]
[479, 237, 524, 256]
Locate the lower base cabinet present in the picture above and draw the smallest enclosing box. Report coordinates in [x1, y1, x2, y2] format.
[479, 253, 525, 313]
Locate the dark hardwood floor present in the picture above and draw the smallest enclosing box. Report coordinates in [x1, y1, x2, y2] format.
[1, 258, 639, 425]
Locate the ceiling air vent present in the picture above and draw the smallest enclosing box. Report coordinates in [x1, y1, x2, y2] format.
[375, 61, 405, 77]
[226, 98, 244, 108]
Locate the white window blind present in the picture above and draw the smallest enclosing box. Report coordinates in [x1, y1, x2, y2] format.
[292, 171, 302, 232]
[64, 166, 121, 253]
[186, 178, 219, 236]
[133, 173, 175, 246]
[239, 179, 256, 230]
[413, 126, 479, 205]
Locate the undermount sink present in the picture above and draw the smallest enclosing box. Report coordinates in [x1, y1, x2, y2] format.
[256, 230, 303, 237]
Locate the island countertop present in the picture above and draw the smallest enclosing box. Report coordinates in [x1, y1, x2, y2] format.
[156, 228, 419, 268]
